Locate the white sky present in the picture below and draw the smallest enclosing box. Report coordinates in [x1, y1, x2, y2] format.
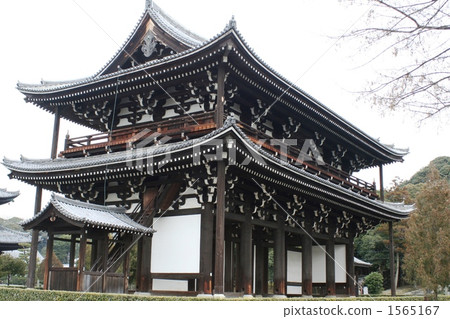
[0, 0, 448, 219]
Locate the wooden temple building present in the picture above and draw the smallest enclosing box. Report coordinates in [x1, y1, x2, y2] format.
[4, 1, 413, 296]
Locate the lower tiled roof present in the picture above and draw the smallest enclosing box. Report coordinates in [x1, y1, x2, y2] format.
[21, 194, 154, 235]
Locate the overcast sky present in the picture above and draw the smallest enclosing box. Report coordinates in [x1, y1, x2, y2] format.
[0, 0, 448, 219]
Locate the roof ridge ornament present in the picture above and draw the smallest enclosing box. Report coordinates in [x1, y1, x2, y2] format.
[226, 15, 237, 30]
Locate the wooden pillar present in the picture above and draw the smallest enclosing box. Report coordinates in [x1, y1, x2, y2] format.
[199, 203, 214, 294]
[26, 186, 42, 288]
[224, 229, 233, 292]
[346, 236, 356, 296]
[213, 59, 227, 296]
[101, 232, 109, 293]
[273, 217, 286, 296]
[379, 164, 385, 202]
[137, 236, 152, 291]
[239, 211, 253, 295]
[325, 237, 336, 296]
[214, 160, 226, 295]
[77, 229, 87, 291]
[51, 106, 60, 160]
[389, 221, 396, 296]
[43, 232, 54, 290]
[123, 236, 132, 293]
[69, 234, 77, 268]
[234, 242, 241, 292]
[254, 228, 265, 295]
[137, 189, 155, 292]
[302, 225, 313, 297]
[263, 246, 269, 295]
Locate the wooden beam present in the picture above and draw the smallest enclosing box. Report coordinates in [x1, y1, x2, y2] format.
[273, 218, 286, 295]
[215, 64, 226, 127]
[77, 229, 87, 291]
[101, 232, 108, 293]
[254, 228, 265, 295]
[123, 235, 132, 294]
[379, 164, 385, 202]
[43, 232, 54, 290]
[302, 225, 313, 297]
[26, 186, 42, 288]
[239, 210, 253, 295]
[51, 105, 60, 159]
[326, 236, 336, 296]
[346, 235, 356, 296]
[199, 203, 214, 294]
[224, 229, 233, 292]
[69, 234, 77, 268]
[214, 160, 226, 295]
[389, 221, 396, 296]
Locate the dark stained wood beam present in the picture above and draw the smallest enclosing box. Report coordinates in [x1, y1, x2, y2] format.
[43, 232, 54, 290]
[214, 160, 226, 295]
[26, 186, 42, 288]
[346, 235, 356, 296]
[51, 105, 60, 160]
[239, 210, 253, 295]
[326, 234, 336, 296]
[302, 224, 313, 297]
[389, 221, 396, 296]
[199, 203, 214, 294]
[273, 218, 286, 296]
[77, 229, 87, 291]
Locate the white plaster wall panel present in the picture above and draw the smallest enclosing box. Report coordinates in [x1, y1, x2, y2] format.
[335, 245, 347, 283]
[152, 279, 188, 291]
[151, 215, 201, 273]
[312, 245, 326, 283]
[287, 250, 302, 283]
[178, 196, 201, 209]
[287, 285, 302, 295]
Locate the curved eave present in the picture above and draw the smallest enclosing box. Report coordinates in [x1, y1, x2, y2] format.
[21, 193, 154, 234]
[222, 29, 407, 164]
[4, 117, 412, 221]
[0, 189, 20, 205]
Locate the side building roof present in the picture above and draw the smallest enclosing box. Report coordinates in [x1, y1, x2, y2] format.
[21, 193, 154, 235]
[0, 188, 20, 205]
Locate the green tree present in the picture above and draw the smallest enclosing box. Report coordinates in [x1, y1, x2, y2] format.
[365, 272, 384, 295]
[403, 167, 450, 299]
[0, 254, 27, 285]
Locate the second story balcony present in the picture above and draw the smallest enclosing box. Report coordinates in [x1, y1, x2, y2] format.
[60, 112, 378, 199]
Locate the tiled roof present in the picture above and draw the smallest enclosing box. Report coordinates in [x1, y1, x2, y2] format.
[0, 225, 31, 244]
[5, 116, 414, 220]
[0, 188, 20, 205]
[21, 194, 154, 235]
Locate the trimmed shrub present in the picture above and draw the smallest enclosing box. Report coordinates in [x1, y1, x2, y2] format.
[365, 272, 384, 295]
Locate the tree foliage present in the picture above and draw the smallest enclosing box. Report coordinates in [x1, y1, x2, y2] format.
[365, 272, 384, 294]
[403, 166, 450, 299]
[0, 254, 27, 285]
[344, 0, 450, 122]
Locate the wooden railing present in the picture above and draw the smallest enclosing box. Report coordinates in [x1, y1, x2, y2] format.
[237, 122, 378, 198]
[82, 271, 125, 294]
[49, 267, 77, 291]
[61, 112, 216, 158]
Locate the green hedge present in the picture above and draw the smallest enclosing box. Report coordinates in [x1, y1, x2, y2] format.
[1, 287, 449, 301]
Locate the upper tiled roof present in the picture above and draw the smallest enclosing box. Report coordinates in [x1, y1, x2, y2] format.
[0, 188, 20, 205]
[21, 193, 154, 235]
